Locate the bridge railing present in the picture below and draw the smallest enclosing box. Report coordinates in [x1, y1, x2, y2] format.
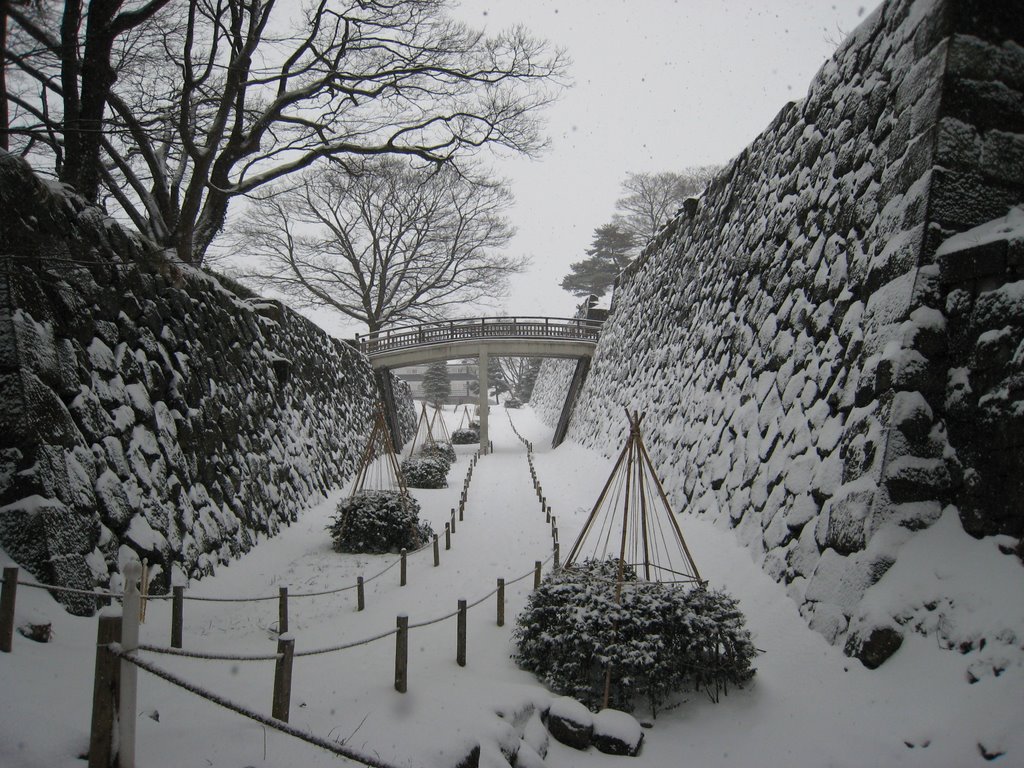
[357, 316, 604, 356]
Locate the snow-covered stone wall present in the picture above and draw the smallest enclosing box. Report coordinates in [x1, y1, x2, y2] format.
[0, 153, 412, 611]
[541, 0, 1024, 663]
[528, 358, 575, 424]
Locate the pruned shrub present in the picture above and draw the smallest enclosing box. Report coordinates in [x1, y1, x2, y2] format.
[401, 454, 450, 488]
[327, 490, 433, 553]
[420, 443, 456, 464]
[513, 558, 758, 714]
[451, 428, 479, 445]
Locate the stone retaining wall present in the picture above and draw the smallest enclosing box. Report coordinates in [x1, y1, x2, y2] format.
[535, 0, 1024, 662]
[0, 154, 412, 610]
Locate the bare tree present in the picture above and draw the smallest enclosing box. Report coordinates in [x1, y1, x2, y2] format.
[612, 167, 719, 247]
[3, 0, 568, 265]
[232, 157, 526, 334]
[494, 356, 540, 399]
[2, 0, 172, 195]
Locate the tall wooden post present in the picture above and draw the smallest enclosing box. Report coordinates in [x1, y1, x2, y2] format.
[171, 586, 184, 649]
[357, 577, 365, 611]
[496, 579, 505, 627]
[120, 561, 141, 768]
[272, 636, 295, 722]
[89, 611, 122, 768]
[395, 615, 409, 693]
[0, 567, 18, 653]
[400, 549, 407, 587]
[278, 587, 289, 635]
[456, 599, 467, 667]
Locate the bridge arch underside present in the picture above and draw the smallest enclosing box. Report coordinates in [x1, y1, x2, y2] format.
[369, 339, 595, 452]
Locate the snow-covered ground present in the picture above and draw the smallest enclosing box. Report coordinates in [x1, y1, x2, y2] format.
[1, 406, 1021, 767]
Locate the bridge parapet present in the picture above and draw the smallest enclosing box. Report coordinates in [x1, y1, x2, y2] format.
[358, 316, 604, 357]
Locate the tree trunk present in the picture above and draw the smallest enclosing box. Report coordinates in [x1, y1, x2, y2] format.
[0, 0, 9, 152]
[59, 0, 121, 202]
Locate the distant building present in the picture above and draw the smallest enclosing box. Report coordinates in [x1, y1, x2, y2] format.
[394, 360, 478, 403]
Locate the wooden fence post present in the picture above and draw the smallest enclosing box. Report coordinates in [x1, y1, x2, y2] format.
[88, 610, 122, 768]
[278, 587, 289, 635]
[357, 577, 365, 611]
[395, 615, 409, 693]
[400, 549, 407, 587]
[433, 535, 440, 567]
[534, 561, 542, 590]
[496, 579, 505, 627]
[120, 561, 141, 768]
[171, 586, 184, 649]
[1, 567, 18, 653]
[450, 508, 456, 534]
[272, 636, 295, 722]
[545, 507, 550, 523]
[459, 500, 464, 521]
[554, 543, 560, 570]
[456, 599, 467, 667]
[445, 522, 451, 550]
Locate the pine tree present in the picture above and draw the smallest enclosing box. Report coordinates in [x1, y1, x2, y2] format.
[559, 224, 636, 298]
[422, 362, 451, 406]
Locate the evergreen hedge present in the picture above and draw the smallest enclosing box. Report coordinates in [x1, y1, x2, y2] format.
[451, 428, 479, 445]
[513, 558, 758, 713]
[401, 454, 450, 488]
[420, 443, 456, 464]
[328, 490, 433, 553]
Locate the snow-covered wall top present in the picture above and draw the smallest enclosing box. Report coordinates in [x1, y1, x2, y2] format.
[542, 0, 1024, 665]
[0, 153, 413, 611]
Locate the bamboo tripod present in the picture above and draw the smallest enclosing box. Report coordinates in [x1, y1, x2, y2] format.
[407, 402, 440, 456]
[350, 405, 410, 498]
[563, 410, 703, 708]
[430, 404, 453, 446]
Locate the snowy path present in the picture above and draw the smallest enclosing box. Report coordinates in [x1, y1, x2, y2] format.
[1, 406, 1021, 767]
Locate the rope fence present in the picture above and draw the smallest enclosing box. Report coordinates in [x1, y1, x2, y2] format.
[5, 428, 566, 768]
[109, 644, 402, 768]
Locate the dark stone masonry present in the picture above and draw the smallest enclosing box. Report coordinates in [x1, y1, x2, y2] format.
[0, 153, 414, 611]
[532, 0, 1023, 664]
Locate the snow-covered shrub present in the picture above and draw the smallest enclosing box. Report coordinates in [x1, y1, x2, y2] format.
[420, 443, 456, 464]
[504, 397, 523, 409]
[513, 559, 758, 713]
[401, 455, 450, 488]
[327, 491, 433, 553]
[451, 428, 479, 444]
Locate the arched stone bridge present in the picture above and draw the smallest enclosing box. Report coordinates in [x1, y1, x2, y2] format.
[357, 316, 603, 449]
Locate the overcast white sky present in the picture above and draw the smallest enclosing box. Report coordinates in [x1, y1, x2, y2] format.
[309, 0, 880, 337]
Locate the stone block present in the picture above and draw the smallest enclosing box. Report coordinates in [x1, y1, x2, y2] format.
[883, 455, 953, 503]
[939, 238, 1008, 284]
[844, 622, 904, 668]
[591, 709, 643, 757]
[821, 485, 874, 554]
[545, 697, 593, 751]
